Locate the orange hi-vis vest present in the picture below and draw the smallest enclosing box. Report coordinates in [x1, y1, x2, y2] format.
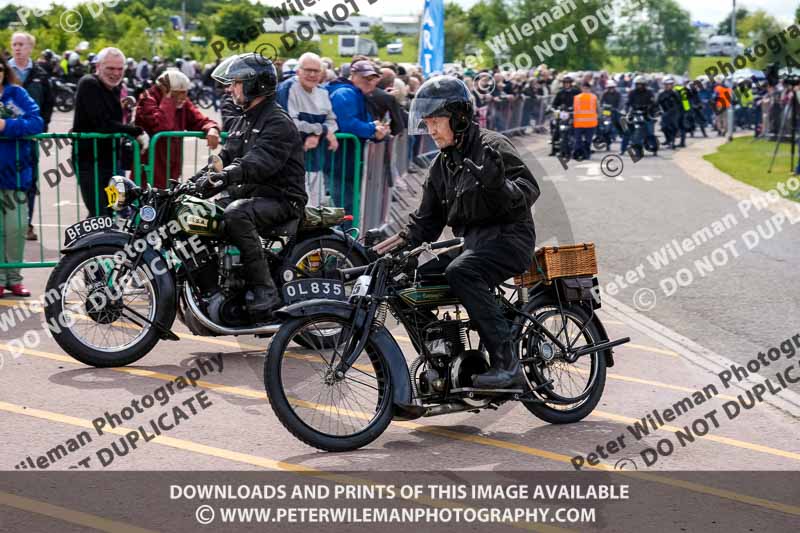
[714, 85, 732, 110]
[573, 92, 598, 128]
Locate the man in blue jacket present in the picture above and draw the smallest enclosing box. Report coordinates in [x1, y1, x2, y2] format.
[325, 60, 389, 216]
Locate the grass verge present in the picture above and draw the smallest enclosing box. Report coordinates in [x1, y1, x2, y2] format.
[703, 137, 800, 201]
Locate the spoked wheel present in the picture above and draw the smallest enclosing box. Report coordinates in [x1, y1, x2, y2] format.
[514, 299, 606, 424]
[264, 314, 394, 451]
[286, 239, 365, 349]
[44, 245, 169, 367]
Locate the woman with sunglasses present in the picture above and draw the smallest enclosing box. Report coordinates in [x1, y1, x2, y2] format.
[0, 53, 44, 298]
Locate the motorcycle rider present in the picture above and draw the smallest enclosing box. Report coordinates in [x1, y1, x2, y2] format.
[657, 76, 682, 149]
[194, 53, 308, 317]
[374, 76, 540, 389]
[623, 75, 657, 154]
[600, 79, 622, 144]
[549, 74, 580, 156]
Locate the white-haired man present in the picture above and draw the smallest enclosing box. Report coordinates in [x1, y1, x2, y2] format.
[276, 52, 339, 204]
[9, 31, 53, 241]
[72, 48, 148, 217]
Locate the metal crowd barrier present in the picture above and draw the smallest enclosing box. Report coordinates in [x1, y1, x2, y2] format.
[4, 96, 546, 272]
[0, 133, 141, 270]
[146, 131, 364, 227]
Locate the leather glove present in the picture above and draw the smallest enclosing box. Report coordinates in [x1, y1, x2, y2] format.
[463, 144, 505, 189]
[195, 171, 228, 199]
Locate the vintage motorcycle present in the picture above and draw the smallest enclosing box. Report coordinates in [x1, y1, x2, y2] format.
[264, 238, 630, 452]
[44, 160, 369, 368]
[592, 104, 616, 151]
[626, 108, 660, 158]
[549, 107, 574, 159]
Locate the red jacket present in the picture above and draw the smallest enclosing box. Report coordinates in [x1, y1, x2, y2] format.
[134, 87, 219, 188]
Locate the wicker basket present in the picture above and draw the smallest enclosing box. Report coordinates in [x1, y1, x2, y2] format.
[514, 243, 598, 286]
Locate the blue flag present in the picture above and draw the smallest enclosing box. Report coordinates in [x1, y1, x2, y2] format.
[419, 0, 445, 78]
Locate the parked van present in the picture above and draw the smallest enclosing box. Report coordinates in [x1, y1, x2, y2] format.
[338, 36, 378, 57]
[707, 35, 743, 57]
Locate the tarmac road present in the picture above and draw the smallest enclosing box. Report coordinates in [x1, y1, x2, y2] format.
[0, 112, 798, 531]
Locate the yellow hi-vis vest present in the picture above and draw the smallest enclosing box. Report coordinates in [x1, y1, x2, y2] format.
[573, 92, 598, 128]
[675, 85, 691, 111]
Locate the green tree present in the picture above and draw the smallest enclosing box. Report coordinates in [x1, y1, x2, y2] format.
[370, 24, 392, 48]
[444, 3, 473, 63]
[716, 8, 749, 38]
[615, 0, 697, 72]
[738, 10, 783, 46]
[0, 4, 21, 29]
[467, 0, 510, 42]
[215, 2, 261, 44]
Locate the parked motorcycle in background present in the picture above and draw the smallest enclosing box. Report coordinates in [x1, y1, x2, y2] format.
[51, 79, 76, 113]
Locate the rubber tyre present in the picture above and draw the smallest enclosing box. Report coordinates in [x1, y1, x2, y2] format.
[43, 245, 170, 367]
[514, 294, 607, 424]
[264, 315, 394, 452]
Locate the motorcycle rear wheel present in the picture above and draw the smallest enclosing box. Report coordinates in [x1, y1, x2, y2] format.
[513, 297, 606, 424]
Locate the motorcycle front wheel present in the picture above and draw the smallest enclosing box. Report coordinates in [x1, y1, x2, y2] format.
[44, 245, 172, 367]
[264, 314, 394, 452]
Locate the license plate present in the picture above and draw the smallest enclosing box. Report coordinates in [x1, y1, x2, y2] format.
[603, 110, 612, 116]
[282, 278, 346, 305]
[63, 216, 114, 247]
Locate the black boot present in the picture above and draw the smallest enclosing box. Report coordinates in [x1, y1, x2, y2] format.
[472, 342, 526, 389]
[245, 285, 282, 317]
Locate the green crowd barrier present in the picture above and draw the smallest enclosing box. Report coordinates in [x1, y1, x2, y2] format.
[0, 130, 365, 272]
[0, 132, 140, 270]
[145, 131, 363, 227]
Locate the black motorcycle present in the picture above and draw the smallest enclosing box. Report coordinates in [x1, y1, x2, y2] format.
[592, 104, 615, 151]
[627, 109, 660, 159]
[549, 107, 574, 159]
[188, 82, 215, 110]
[44, 164, 368, 368]
[52, 79, 76, 113]
[264, 238, 630, 452]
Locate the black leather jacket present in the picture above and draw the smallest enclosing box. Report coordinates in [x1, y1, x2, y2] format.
[220, 97, 308, 206]
[406, 124, 539, 248]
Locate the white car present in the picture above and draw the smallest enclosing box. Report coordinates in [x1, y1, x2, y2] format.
[386, 41, 404, 55]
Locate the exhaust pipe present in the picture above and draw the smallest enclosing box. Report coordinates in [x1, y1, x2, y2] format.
[183, 285, 281, 336]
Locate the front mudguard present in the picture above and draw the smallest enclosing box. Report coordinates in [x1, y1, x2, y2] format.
[276, 299, 414, 414]
[59, 229, 178, 339]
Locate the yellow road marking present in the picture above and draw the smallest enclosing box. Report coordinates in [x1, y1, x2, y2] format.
[5, 342, 799, 469]
[590, 410, 800, 463]
[2, 397, 799, 521]
[0, 491, 157, 533]
[0, 400, 570, 533]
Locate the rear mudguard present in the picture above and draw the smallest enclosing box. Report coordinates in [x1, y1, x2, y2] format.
[275, 299, 414, 412]
[527, 283, 615, 367]
[59, 229, 178, 339]
[296, 227, 371, 265]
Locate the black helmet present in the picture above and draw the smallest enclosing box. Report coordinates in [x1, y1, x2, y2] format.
[43, 49, 54, 61]
[408, 75, 474, 136]
[212, 53, 278, 105]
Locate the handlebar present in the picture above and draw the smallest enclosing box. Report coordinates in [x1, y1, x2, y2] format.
[430, 238, 463, 250]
